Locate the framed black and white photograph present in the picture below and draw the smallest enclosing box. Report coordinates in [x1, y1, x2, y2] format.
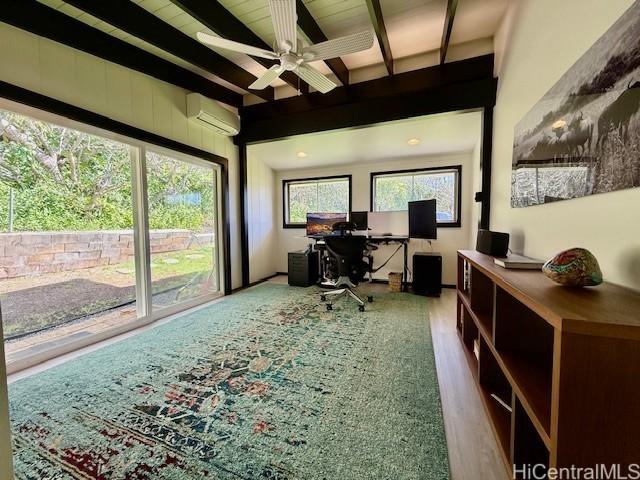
[512, 0, 640, 207]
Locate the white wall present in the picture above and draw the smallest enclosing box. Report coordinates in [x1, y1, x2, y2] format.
[246, 153, 278, 283]
[274, 153, 475, 285]
[492, 0, 640, 290]
[0, 23, 243, 291]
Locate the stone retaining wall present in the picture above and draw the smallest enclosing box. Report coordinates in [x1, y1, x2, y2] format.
[0, 230, 213, 279]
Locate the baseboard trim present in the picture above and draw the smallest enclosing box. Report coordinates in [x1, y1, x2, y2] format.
[236, 274, 456, 291]
[231, 273, 280, 294]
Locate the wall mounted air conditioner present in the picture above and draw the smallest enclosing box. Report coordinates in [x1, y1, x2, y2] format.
[186, 93, 240, 136]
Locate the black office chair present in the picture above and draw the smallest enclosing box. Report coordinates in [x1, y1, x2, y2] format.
[320, 222, 374, 312]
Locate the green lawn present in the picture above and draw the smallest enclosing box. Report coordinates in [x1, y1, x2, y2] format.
[103, 246, 215, 281]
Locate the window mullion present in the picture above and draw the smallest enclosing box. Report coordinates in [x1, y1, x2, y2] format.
[132, 146, 152, 319]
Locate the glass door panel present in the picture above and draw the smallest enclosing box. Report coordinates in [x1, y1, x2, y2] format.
[145, 151, 219, 310]
[0, 108, 140, 363]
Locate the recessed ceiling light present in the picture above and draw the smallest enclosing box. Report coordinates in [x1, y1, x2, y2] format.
[297, 151, 307, 158]
[407, 138, 421, 146]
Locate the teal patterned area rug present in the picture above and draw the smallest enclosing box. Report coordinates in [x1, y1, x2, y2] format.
[9, 284, 450, 480]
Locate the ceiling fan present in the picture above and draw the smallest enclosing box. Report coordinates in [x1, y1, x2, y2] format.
[196, 0, 374, 94]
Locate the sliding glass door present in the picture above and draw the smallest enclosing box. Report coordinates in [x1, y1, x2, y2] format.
[145, 150, 220, 311]
[0, 108, 142, 365]
[0, 103, 223, 369]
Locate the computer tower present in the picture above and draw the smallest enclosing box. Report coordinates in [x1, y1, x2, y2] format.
[288, 250, 319, 287]
[413, 252, 442, 296]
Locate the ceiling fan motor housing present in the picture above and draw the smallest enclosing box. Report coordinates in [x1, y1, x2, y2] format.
[281, 53, 303, 71]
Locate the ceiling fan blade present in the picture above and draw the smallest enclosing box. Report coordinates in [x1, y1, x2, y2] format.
[249, 65, 285, 90]
[295, 64, 337, 94]
[197, 32, 279, 60]
[269, 0, 297, 53]
[302, 30, 374, 61]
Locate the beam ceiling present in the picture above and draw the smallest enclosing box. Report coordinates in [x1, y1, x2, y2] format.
[63, 0, 274, 101]
[0, 1, 242, 106]
[295, 0, 350, 87]
[168, 0, 305, 93]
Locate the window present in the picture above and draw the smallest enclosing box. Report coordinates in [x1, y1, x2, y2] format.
[0, 103, 223, 368]
[371, 166, 461, 226]
[283, 176, 351, 227]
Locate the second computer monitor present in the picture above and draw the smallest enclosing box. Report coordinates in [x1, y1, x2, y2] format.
[350, 211, 368, 231]
[408, 199, 437, 240]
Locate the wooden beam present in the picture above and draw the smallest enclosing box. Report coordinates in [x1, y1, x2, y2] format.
[0, 1, 242, 107]
[295, 0, 350, 87]
[480, 106, 493, 229]
[239, 55, 496, 143]
[237, 142, 250, 288]
[169, 0, 304, 93]
[64, 0, 273, 101]
[365, 0, 393, 76]
[441, 0, 459, 64]
[243, 55, 494, 120]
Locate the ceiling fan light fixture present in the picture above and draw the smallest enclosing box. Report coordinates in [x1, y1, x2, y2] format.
[297, 151, 308, 158]
[407, 138, 421, 146]
[195, 0, 373, 94]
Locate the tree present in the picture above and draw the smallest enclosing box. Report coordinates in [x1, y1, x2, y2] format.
[0, 110, 214, 232]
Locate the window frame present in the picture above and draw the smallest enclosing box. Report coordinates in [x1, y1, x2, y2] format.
[369, 165, 462, 228]
[282, 174, 352, 228]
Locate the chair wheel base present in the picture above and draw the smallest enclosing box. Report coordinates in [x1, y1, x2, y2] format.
[326, 304, 333, 311]
[358, 305, 365, 312]
[367, 296, 373, 303]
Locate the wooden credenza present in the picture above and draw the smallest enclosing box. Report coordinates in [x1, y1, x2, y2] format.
[456, 250, 640, 478]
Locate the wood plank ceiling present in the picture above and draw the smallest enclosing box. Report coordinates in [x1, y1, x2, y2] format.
[2, 0, 508, 108]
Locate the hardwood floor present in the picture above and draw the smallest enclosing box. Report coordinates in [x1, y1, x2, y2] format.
[429, 289, 509, 480]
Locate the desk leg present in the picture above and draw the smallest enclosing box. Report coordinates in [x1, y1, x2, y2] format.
[403, 242, 409, 292]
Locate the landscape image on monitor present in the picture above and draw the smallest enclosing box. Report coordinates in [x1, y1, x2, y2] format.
[306, 213, 347, 236]
[512, 1, 640, 207]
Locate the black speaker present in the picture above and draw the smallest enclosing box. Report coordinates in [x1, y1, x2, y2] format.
[413, 252, 442, 297]
[475, 229, 510, 257]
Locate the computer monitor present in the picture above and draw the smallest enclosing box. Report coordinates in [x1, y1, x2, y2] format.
[408, 199, 437, 240]
[306, 212, 347, 236]
[368, 211, 408, 236]
[350, 211, 369, 231]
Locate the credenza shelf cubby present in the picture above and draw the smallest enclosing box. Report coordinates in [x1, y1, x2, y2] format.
[456, 250, 640, 478]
